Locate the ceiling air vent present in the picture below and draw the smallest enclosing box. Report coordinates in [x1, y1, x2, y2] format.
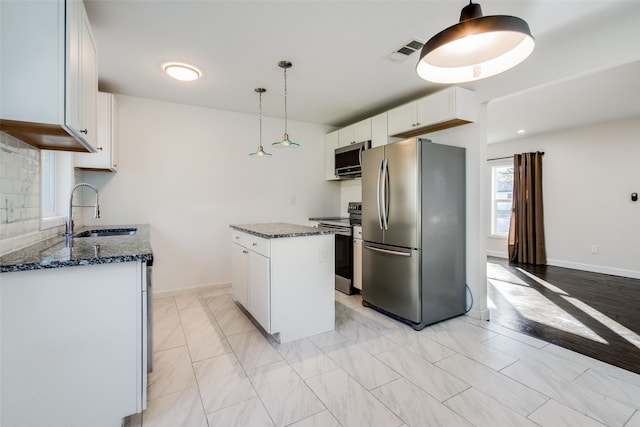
[386, 39, 425, 63]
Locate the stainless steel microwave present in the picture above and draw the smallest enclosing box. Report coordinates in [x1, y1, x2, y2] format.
[335, 140, 371, 177]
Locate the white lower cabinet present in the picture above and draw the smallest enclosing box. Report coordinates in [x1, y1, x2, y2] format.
[231, 229, 334, 342]
[248, 251, 270, 330]
[231, 242, 249, 307]
[0, 261, 147, 427]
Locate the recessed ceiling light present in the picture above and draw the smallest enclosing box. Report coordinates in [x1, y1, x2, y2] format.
[517, 129, 526, 134]
[162, 62, 201, 81]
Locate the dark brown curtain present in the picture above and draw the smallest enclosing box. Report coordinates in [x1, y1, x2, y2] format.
[508, 152, 546, 264]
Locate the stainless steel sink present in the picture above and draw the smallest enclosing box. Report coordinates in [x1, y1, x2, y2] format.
[74, 228, 137, 238]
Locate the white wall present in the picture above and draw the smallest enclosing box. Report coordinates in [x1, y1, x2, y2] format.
[487, 118, 640, 279]
[81, 95, 340, 293]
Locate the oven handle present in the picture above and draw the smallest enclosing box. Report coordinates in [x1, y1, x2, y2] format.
[318, 224, 352, 237]
[364, 244, 411, 257]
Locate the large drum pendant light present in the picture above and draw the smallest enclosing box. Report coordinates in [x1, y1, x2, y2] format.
[272, 60, 300, 148]
[416, 1, 534, 83]
[249, 88, 272, 157]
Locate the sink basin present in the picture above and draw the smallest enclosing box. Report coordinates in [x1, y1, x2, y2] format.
[74, 228, 137, 238]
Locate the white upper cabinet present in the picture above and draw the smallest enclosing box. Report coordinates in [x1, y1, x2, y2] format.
[338, 118, 371, 147]
[387, 86, 476, 138]
[0, 0, 98, 152]
[76, 92, 119, 172]
[371, 112, 388, 147]
[324, 130, 340, 181]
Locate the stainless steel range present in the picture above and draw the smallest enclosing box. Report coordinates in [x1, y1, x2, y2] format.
[314, 202, 361, 295]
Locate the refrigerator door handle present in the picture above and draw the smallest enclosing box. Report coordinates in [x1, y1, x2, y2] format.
[376, 159, 384, 230]
[382, 158, 389, 230]
[364, 244, 411, 257]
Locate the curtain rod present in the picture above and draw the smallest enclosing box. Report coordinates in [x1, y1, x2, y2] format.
[487, 151, 545, 162]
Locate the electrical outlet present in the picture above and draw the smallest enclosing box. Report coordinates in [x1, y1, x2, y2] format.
[590, 245, 599, 254]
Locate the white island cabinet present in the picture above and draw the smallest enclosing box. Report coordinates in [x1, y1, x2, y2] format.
[231, 223, 335, 343]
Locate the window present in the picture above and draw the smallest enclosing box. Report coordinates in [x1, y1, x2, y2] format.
[491, 163, 514, 236]
[41, 150, 72, 228]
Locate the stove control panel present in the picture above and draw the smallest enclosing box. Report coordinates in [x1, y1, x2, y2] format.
[347, 202, 362, 214]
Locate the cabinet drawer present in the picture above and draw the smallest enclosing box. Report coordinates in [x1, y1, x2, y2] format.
[231, 231, 270, 257]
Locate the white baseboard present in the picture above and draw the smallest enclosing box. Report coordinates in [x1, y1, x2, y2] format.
[466, 307, 491, 321]
[546, 259, 640, 280]
[153, 281, 231, 298]
[485, 250, 639, 279]
[487, 250, 508, 259]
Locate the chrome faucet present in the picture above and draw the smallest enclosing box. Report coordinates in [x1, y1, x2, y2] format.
[65, 183, 100, 239]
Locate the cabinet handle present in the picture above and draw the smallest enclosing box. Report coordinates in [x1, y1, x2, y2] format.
[416, 122, 421, 126]
[252, 243, 257, 246]
[96, 146, 103, 151]
[80, 129, 88, 134]
[242, 250, 248, 254]
[235, 236, 240, 239]
[113, 164, 118, 168]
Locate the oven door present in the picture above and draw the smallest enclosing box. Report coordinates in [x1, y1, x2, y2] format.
[318, 224, 354, 294]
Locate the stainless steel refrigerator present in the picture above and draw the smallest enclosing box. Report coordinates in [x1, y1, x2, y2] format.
[361, 137, 466, 330]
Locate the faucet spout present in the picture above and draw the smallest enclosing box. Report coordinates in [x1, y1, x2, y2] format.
[65, 183, 100, 238]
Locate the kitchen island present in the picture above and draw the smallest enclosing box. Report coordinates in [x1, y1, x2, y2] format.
[0, 225, 153, 427]
[230, 223, 335, 343]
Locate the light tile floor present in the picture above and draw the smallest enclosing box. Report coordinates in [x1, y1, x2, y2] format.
[129, 287, 640, 427]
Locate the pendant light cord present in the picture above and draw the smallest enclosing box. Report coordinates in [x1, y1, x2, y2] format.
[283, 66, 288, 135]
[259, 91, 263, 148]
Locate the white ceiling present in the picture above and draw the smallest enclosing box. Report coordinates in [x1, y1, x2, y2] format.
[84, 0, 640, 143]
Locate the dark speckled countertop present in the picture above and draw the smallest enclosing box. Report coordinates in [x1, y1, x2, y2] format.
[230, 223, 335, 239]
[0, 224, 153, 273]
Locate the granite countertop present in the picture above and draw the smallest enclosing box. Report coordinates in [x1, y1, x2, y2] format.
[0, 224, 153, 273]
[230, 223, 335, 239]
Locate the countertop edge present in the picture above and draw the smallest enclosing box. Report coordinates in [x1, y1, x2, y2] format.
[0, 224, 153, 273]
[230, 223, 335, 239]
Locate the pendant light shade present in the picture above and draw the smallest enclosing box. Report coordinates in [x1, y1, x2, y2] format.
[249, 88, 272, 157]
[272, 60, 300, 148]
[416, 1, 534, 83]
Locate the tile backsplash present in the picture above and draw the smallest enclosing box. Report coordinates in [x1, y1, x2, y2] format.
[0, 132, 65, 255]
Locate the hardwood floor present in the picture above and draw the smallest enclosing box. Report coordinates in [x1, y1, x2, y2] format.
[487, 257, 640, 374]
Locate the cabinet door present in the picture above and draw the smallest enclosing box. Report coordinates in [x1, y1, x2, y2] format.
[325, 130, 340, 180]
[352, 118, 372, 143]
[371, 112, 388, 148]
[339, 118, 371, 147]
[248, 252, 270, 332]
[353, 238, 362, 290]
[387, 102, 417, 136]
[66, 0, 97, 149]
[75, 92, 118, 171]
[417, 88, 453, 128]
[231, 243, 249, 308]
[338, 124, 354, 147]
[79, 6, 98, 148]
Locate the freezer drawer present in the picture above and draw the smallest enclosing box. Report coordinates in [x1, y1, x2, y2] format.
[362, 242, 421, 323]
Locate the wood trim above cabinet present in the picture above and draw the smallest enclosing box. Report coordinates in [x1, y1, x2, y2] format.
[391, 118, 472, 139]
[0, 119, 94, 152]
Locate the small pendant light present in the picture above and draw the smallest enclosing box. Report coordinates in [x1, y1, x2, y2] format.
[272, 60, 300, 148]
[249, 88, 272, 157]
[416, 1, 534, 83]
